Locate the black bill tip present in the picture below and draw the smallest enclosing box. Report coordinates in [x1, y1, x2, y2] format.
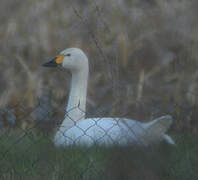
[42, 58, 58, 67]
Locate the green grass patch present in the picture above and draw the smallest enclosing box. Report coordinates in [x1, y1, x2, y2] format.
[0, 130, 197, 180]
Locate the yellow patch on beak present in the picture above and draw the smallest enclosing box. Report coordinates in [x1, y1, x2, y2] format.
[55, 55, 65, 64]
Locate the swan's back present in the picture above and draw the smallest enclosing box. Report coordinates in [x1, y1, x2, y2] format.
[54, 116, 173, 147]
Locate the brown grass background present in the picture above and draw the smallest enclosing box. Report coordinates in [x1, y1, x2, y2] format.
[0, 0, 198, 132]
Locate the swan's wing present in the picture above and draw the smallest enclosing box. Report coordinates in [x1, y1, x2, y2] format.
[143, 115, 172, 134]
[116, 115, 174, 145]
[140, 115, 173, 144]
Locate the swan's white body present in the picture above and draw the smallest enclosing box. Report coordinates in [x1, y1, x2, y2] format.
[43, 48, 175, 147]
[54, 116, 174, 146]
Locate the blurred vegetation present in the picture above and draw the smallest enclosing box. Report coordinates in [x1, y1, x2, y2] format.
[0, 130, 198, 180]
[0, 0, 198, 132]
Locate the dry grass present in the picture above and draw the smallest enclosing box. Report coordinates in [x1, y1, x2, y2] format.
[0, 0, 198, 131]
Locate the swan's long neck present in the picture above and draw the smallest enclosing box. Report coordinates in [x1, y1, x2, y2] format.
[59, 66, 88, 131]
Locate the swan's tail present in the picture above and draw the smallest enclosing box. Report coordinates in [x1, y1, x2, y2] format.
[142, 115, 175, 145]
[163, 134, 175, 146]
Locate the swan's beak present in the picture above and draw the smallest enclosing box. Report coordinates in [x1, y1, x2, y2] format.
[42, 55, 65, 67]
[42, 57, 58, 67]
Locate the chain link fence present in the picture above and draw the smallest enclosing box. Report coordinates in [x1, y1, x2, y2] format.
[0, 87, 198, 179]
[0, 0, 198, 179]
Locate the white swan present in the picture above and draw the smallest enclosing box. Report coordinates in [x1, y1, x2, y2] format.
[42, 48, 175, 147]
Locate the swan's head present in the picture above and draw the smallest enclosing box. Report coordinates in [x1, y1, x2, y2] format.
[42, 48, 88, 71]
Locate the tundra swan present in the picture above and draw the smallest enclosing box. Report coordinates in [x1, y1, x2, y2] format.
[42, 48, 175, 147]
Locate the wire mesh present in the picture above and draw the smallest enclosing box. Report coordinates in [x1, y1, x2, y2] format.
[0, 0, 198, 179]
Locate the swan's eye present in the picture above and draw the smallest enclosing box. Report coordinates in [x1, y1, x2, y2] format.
[66, 53, 71, 56]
